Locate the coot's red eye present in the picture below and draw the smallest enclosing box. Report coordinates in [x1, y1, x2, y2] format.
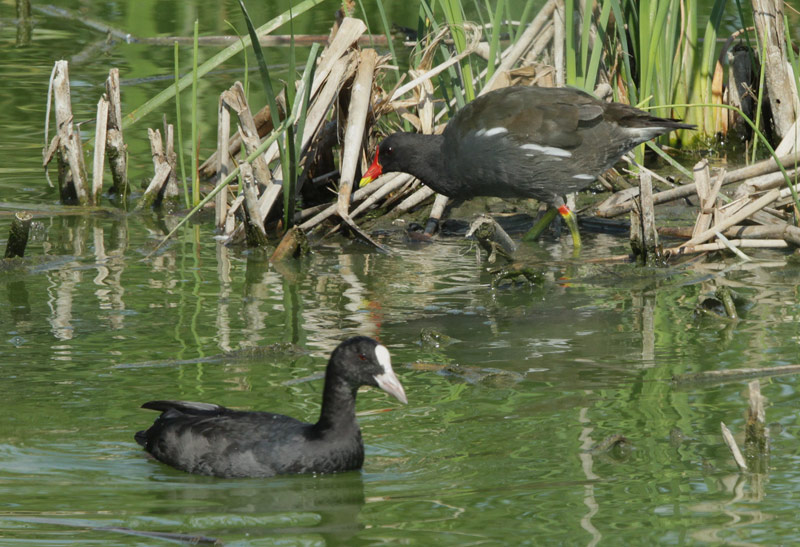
[358, 353, 367, 361]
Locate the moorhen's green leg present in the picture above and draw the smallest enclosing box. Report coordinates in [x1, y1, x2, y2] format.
[558, 205, 582, 248]
[522, 205, 581, 247]
[522, 207, 558, 242]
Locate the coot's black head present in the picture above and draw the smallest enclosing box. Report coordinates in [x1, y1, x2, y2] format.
[359, 133, 420, 187]
[330, 336, 407, 404]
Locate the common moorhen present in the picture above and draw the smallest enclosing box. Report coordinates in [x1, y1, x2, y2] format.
[360, 85, 694, 246]
[134, 336, 407, 478]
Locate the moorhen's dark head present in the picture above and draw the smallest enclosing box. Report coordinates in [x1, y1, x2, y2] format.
[329, 336, 407, 404]
[359, 133, 423, 187]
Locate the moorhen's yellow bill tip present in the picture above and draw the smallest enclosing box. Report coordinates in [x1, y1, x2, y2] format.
[360, 148, 382, 187]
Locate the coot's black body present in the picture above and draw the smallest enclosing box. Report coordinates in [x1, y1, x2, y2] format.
[135, 337, 407, 478]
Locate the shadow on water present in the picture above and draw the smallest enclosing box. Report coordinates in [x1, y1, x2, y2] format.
[2, 454, 366, 543]
[144, 471, 366, 542]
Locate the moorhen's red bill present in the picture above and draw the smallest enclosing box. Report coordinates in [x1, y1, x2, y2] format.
[360, 85, 694, 246]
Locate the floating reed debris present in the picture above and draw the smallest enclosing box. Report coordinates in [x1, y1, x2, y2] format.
[467, 215, 516, 264]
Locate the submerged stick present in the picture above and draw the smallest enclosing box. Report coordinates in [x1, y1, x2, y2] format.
[4, 212, 33, 259]
[721, 422, 748, 472]
[270, 226, 310, 262]
[745, 379, 769, 473]
[673, 363, 800, 385]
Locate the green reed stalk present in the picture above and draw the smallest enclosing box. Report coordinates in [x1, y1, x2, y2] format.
[174, 42, 189, 209]
[191, 20, 199, 207]
[583, 0, 612, 92]
[483, 0, 505, 83]
[565, 0, 577, 86]
[439, 0, 475, 101]
[283, 2, 298, 230]
[375, 0, 399, 73]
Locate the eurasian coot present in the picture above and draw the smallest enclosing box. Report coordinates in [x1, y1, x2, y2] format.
[360, 85, 694, 246]
[134, 336, 407, 478]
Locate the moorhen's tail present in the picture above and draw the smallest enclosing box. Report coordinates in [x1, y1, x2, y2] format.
[618, 114, 695, 145]
[602, 100, 696, 133]
[638, 117, 696, 131]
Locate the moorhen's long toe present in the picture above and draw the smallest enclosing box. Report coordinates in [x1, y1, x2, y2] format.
[360, 85, 694, 247]
[134, 336, 407, 478]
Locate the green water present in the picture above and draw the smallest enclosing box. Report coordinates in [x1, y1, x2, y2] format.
[3, 1, 800, 545]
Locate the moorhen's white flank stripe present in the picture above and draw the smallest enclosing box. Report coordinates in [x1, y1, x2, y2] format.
[520, 143, 573, 158]
[475, 127, 509, 137]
